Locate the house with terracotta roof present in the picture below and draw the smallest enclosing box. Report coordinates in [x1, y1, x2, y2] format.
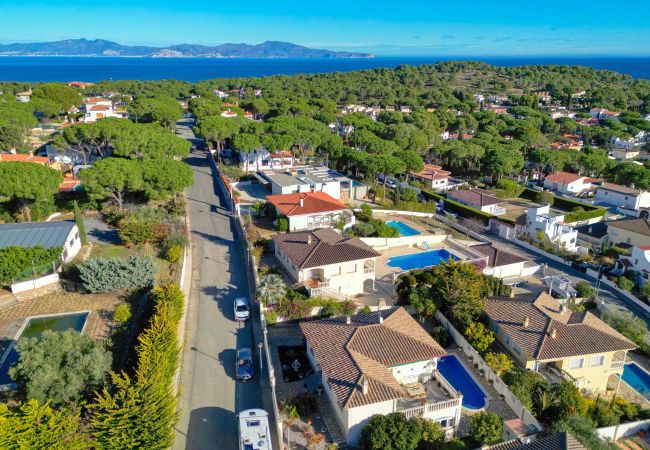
[590, 108, 621, 121]
[15, 90, 32, 102]
[485, 292, 636, 392]
[606, 218, 650, 247]
[543, 172, 597, 196]
[0, 153, 50, 166]
[469, 243, 532, 279]
[487, 432, 585, 450]
[272, 228, 379, 298]
[410, 164, 452, 191]
[266, 192, 354, 232]
[81, 97, 120, 122]
[447, 188, 506, 215]
[595, 182, 650, 214]
[300, 308, 462, 445]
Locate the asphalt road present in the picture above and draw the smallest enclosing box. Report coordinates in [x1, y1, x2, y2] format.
[174, 119, 261, 449]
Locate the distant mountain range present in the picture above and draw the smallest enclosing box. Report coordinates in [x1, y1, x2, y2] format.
[0, 38, 373, 58]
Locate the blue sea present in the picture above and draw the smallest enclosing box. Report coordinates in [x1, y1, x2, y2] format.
[0, 56, 649, 82]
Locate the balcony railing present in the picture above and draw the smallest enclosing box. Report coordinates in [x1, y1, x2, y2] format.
[399, 397, 462, 419]
[432, 370, 459, 398]
[611, 361, 625, 370]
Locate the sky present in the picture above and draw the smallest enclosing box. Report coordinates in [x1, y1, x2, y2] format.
[1, 0, 650, 56]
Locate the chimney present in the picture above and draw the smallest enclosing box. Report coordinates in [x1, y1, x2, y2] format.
[560, 304, 567, 314]
[346, 315, 351, 325]
[307, 235, 312, 245]
[361, 377, 369, 395]
[550, 328, 557, 339]
[510, 289, 515, 299]
[299, 197, 304, 208]
[379, 315, 384, 324]
[523, 317, 530, 328]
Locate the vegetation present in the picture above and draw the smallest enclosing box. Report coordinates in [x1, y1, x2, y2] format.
[0, 162, 63, 222]
[602, 309, 648, 351]
[361, 412, 445, 450]
[575, 281, 597, 299]
[0, 245, 61, 285]
[464, 322, 495, 355]
[258, 273, 287, 306]
[469, 412, 503, 445]
[9, 330, 111, 407]
[72, 200, 88, 245]
[484, 352, 513, 376]
[77, 256, 156, 293]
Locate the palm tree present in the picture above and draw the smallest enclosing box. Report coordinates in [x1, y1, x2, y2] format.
[258, 274, 287, 306]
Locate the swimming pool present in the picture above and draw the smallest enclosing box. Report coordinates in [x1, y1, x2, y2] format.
[622, 363, 650, 400]
[437, 354, 487, 410]
[386, 220, 420, 237]
[386, 249, 459, 271]
[0, 312, 89, 387]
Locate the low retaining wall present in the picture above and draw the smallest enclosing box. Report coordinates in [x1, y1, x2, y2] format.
[512, 238, 571, 266]
[586, 269, 650, 315]
[435, 311, 543, 434]
[10, 273, 60, 294]
[597, 419, 650, 441]
[360, 234, 446, 250]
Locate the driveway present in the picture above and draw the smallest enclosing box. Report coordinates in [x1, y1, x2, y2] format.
[174, 125, 261, 449]
[84, 216, 120, 245]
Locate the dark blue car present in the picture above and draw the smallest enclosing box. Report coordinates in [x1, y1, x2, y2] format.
[236, 348, 254, 381]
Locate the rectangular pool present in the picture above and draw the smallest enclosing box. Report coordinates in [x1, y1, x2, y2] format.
[0, 312, 89, 387]
[622, 363, 650, 400]
[437, 354, 487, 410]
[387, 249, 459, 271]
[386, 220, 420, 237]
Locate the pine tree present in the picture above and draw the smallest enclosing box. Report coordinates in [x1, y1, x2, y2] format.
[72, 200, 88, 245]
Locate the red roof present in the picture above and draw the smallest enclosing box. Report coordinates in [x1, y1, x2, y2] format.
[267, 192, 348, 217]
[270, 150, 293, 159]
[638, 246, 650, 251]
[89, 105, 110, 111]
[411, 163, 451, 180]
[544, 171, 597, 184]
[0, 154, 49, 165]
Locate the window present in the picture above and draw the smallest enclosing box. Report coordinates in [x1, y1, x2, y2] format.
[590, 355, 605, 367]
[505, 335, 510, 345]
[568, 358, 584, 369]
[512, 343, 522, 355]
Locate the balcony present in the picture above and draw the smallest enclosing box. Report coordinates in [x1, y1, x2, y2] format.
[363, 262, 375, 275]
[395, 371, 462, 420]
[303, 277, 330, 297]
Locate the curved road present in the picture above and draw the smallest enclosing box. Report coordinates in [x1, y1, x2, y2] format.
[174, 120, 261, 449]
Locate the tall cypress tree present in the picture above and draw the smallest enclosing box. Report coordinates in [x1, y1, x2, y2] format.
[72, 201, 87, 245]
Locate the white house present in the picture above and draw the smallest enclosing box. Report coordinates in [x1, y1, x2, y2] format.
[300, 308, 463, 446]
[263, 168, 342, 199]
[81, 97, 120, 122]
[15, 90, 32, 102]
[410, 164, 452, 191]
[447, 189, 506, 215]
[590, 108, 620, 121]
[620, 245, 650, 287]
[469, 243, 533, 279]
[524, 205, 578, 252]
[266, 192, 355, 231]
[543, 172, 597, 196]
[239, 149, 298, 172]
[595, 182, 650, 213]
[0, 220, 82, 263]
[272, 228, 379, 298]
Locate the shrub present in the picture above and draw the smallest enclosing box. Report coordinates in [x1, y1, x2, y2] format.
[361, 305, 372, 314]
[165, 244, 182, 263]
[151, 283, 184, 322]
[602, 309, 648, 345]
[464, 322, 495, 355]
[263, 310, 278, 325]
[356, 203, 373, 222]
[616, 276, 635, 292]
[159, 231, 188, 255]
[9, 330, 111, 407]
[0, 245, 62, 285]
[575, 281, 597, 299]
[485, 351, 513, 376]
[350, 222, 375, 237]
[276, 216, 289, 232]
[290, 393, 318, 418]
[431, 326, 451, 347]
[374, 222, 399, 238]
[533, 191, 554, 205]
[113, 303, 132, 325]
[78, 256, 156, 293]
[469, 412, 503, 445]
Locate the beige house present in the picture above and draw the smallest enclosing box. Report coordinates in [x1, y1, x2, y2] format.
[485, 292, 636, 393]
[301, 308, 462, 446]
[606, 218, 650, 247]
[272, 228, 379, 298]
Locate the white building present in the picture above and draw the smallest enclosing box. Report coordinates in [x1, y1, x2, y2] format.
[300, 308, 463, 446]
[470, 243, 534, 279]
[262, 168, 341, 199]
[595, 182, 650, 214]
[590, 108, 620, 121]
[543, 172, 597, 196]
[0, 220, 82, 263]
[15, 90, 32, 102]
[410, 164, 452, 191]
[272, 228, 379, 298]
[266, 191, 354, 232]
[618, 245, 650, 287]
[524, 205, 578, 252]
[447, 189, 506, 215]
[81, 97, 120, 122]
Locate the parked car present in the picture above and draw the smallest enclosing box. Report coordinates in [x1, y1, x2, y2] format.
[236, 347, 254, 381]
[234, 297, 250, 321]
[377, 174, 398, 189]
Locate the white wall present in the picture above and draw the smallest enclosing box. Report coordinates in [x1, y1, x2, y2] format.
[483, 261, 527, 279]
[596, 188, 643, 211]
[11, 273, 60, 294]
[288, 211, 355, 232]
[62, 225, 82, 262]
[360, 234, 447, 251]
[597, 419, 650, 441]
[389, 360, 436, 384]
[347, 400, 394, 445]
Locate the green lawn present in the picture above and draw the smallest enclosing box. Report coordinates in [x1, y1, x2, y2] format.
[90, 243, 139, 259]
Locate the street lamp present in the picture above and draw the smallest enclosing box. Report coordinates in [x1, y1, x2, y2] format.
[258, 342, 264, 375]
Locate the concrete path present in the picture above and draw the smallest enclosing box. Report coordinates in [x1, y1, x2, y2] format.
[174, 122, 261, 449]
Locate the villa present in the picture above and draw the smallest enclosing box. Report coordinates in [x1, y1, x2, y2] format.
[81, 97, 122, 122]
[410, 164, 452, 192]
[447, 189, 506, 215]
[595, 182, 650, 215]
[15, 90, 32, 102]
[469, 243, 531, 279]
[524, 205, 578, 252]
[605, 218, 650, 247]
[543, 172, 597, 197]
[0, 221, 82, 263]
[590, 108, 621, 121]
[485, 292, 636, 393]
[257, 166, 368, 201]
[272, 228, 379, 298]
[266, 191, 354, 231]
[300, 308, 462, 445]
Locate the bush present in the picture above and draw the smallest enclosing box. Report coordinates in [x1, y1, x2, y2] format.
[503, 369, 548, 411]
[533, 191, 554, 205]
[9, 329, 111, 407]
[431, 326, 451, 347]
[575, 281, 597, 299]
[276, 216, 289, 232]
[485, 351, 513, 376]
[469, 412, 503, 445]
[159, 231, 188, 255]
[290, 393, 318, 418]
[0, 245, 61, 285]
[356, 203, 373, 222]
[361, 305, 372, 314]
[165, 244, 182, 263]
[78, 256, 157, 293]
[350, 222, 375, 237]
[464, 322, 495, 355]
[616, 276, 635, 292]
[113, 303, 132, 325]
[263, 310, 278, 325]
[151, 283, 184, 322]
[602, 309, 648, 345]
[494, 179, 523, 198]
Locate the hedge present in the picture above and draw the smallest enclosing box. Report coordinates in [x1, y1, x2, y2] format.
[0, 246, 62, 285]
[421, 188, 495, 225]
[563, 208, 606, 224]
[519, 187, 606, 223]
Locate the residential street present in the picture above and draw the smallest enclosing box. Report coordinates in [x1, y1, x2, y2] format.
[174, 119, 261, 449]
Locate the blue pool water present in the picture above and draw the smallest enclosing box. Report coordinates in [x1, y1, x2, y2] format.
[386, 220, 421, 237]
[0, 312, 89, 386]
[622, 363, 650, 400]
[387, 249, 459, 271]
[437, 355, 487, 410]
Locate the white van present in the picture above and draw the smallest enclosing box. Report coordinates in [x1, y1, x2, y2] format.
[238, 409, 272, 450]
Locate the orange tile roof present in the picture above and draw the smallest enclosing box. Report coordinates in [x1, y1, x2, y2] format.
[270, 150, 293, 159]
[411, 163, 451, 180]
[89, 105, 110, 111]
[267, 191, 348, 217]
[544, 171, 597, 184]
[0, 153, 49, 165]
